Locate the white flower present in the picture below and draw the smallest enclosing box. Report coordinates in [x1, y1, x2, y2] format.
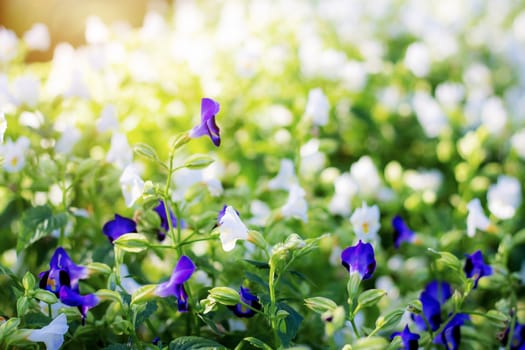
[1, 136, 30, 172]
[481, 96, 507, 135]
[329, 172, 358, 216]
[350, 202, 380, 243]
[466, 198, 492, 237]
[106, 132, 133, 169]
[96, 104, 119, 132]
[120, 165, 144, 207]
[85, 16, 109, 45]
[118, 264, 141, 294]
[268, 159, 297, 190]
[412, 91, 448, 138]
[404, 42, 430, 77]
[249, 200, 271, 226]
[55, 125, 81, 154]
[487, 175, 522, 219]
[205, 178, 223, 197]
[511, 129, 525, 160]
[304, 88, 330, 126]
[217, 205, 249, 251]
[171, 168, 203, 201]
[404, 169, 443, 193]
[23, 23, 50, 51]
[28, 313, 68, 350]
[300, 139, 326, 176]
[350, 155, 382, 198]
[11, 74, 40, 107]
[0, 27, 18, 63]
[281, 184, 308, 222]
[19, 111, 44, 128]
[0, 112, 6, 143]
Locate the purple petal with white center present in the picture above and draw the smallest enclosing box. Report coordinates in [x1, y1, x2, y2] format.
[340, 240, 376, 280]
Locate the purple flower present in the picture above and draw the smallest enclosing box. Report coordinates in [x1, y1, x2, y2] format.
[413, 281, 453, 332]
[341, 240, 376, 280]
[391, 325, 420, 350]
[38, 247, 88, 295]
[433, 313, 470, 350]
[155, 255, 195, 312]
[502, 321, 525, 349]
[228, 287, 261, 318]
[464, 250, 492, 288]
[392, 215, 415, 248]
[59, 286, 99, 324]
[153, 200, 184, 241]
[102, 214, 137, 243]
[189, 98, 221, 147]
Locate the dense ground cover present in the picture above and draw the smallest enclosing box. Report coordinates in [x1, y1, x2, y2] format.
[1, 1, 525, 349]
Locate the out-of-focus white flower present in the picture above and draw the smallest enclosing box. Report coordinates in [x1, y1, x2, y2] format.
[55, 125, 81, 154]
[96, 104, 119, 132]
[281, 184, 308, 222]
[300, 139, 326, 176]
[304, 88, 330, 126]
[249, 200, 271, 226]
[1, 136, 30, 172]
[64, 69, 90, 99]
[217, 205, 249, 251]
[412, 91, 448, 138]
[171, 168, 203, 201]
[329, 172, 358, 216]
[235, 42, 262, 78]
[106, 132, 133, 169]
[27, 313, 68, 350]
[350, 155, 382, 198]
[404, 169, 443, 193]
[0, 112, 6, 143]
[193, 270, 212, 286]
[481, 96, 507, 135]
[11, 74, 40, 107]
[466, 198, 492, 237]
[120, 165, 144, 207]
[435, 82, 465, 110]
[511, 129, 525, 159]
[487, 175, 522, 219]
[268, 159, 297, 190]
[23, 23, 50, 51]
[255, 105, 293, 129]
[205, 178, 223, 197]
[350, 202, 381, 243]
[85, 16, 109, 45]
[19, 111, 44, 128]
[0, 27, 18, 63]
[140, 11, 168, 41]
[119, 264, 141, 294]
[341, 60, 368, 92]
[404, 42, 430, 77]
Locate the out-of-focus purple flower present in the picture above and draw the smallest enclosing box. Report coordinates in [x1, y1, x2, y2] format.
[153, 200, 184, 241]
[413, 281, 453, 331]
[392, 215, 415, 248]
[433, 313, 470, 350]
[464, 250, 492, 288]
[102, 214, 137, 243]
[391, 325, 420, 350]
[59, 286, 99, 324]
[38, 247, 88, 295]
[228, 287, 261, 318]
[501, 321, 525, 349]
[155, 255, 195, 312]
[340, 240, 376, 280]
[189, 98, 221, 147]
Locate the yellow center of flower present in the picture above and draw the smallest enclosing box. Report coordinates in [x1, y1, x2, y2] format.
[362, 222, 369, 234]
[47, 278, 57, 291]
[10, 157, 18, 167]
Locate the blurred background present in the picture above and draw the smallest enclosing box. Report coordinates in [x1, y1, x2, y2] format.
[0, 0, 169, 61]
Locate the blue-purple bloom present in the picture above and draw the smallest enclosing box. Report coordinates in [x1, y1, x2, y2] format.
[189, 98, 221, 147]
[341, 240, 376, 280]
[413, 281, 453, 331]
[153, 200, 184, 241]
[464, 250, 492, 288]
[391, 325, 420, 350]
[155, 255, 195, 312]
[59, 286, 100, 324]
[38, 247, 88, 294]
[392, 215, 415, 248]
[228, 287, 261, 318]
[433, 313, 470, 350]
[502, 321, 525, 349]
[102, 214, 137, 243]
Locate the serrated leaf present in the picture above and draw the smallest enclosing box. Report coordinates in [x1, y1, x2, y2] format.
[16, 206, 68, 253]
[276, 303, 303, 347]
[168, 336, 228, 350]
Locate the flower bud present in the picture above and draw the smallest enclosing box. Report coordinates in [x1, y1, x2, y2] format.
[304, 297, 337, 314]
[208, 287, 241, 306]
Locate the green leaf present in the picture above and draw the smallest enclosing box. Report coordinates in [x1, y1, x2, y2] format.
[356, 289, 387, 312]
[168, 336, 228, 350]
[134, 143, 160, 162]
[135, 301, 158, 326]
[17, 205, 68, 253]
[114, 233, 149, 253]
[304, 296, 338, 314]
[276, 303, 303, 347]
[237, 337, 273, 350]
[428, 248, 462, 272]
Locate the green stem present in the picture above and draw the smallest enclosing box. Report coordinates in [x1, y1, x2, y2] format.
[149, 236, 218, 250]
[506, 290, 517, 350]
[350, 318, 361, 338]
[268, 264, 281, 349]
